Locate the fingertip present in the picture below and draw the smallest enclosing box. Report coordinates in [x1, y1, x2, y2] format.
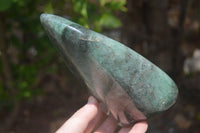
[130, 121, 148, 133]
[76, 96, 98, 118]
[87, 96, 98, 105]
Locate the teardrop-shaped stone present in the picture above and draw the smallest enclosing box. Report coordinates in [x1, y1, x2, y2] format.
[40, 13, 178, 126]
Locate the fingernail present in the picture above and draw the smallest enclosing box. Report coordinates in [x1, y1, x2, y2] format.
[87, 96, 97, 104]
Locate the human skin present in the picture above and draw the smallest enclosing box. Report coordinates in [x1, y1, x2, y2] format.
[56, 96, 148, 133]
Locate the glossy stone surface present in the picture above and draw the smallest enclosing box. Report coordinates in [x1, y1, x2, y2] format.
[40, 13, 178, 126]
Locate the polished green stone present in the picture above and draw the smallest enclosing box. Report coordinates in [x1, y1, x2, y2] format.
[40, 13, 178, 126]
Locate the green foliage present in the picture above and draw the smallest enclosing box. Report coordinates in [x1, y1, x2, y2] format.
[105, 0, 127, 11]
[44, 2, 54, 14]
[0, 0, 12, 11]
[72, 0, 127, 32]
[98, 12, 122, 28]
[0, 0, 56, 110]
[15, 64, 41, 99]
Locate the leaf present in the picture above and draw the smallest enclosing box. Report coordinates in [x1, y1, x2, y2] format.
[105, 0, 127, 11]
[72, 0, 88, 18]
[99, 13, 122, 28]
[80, 1, 87, 18]
[77, 17, 89, 28]
[23, 91, 31, 98]
[44, 2, 54, 14]
[13, 0, 26, 7]
[0, 0, 13, 11]
[100, 0, 106, 6]
[93, 20, 102, 32]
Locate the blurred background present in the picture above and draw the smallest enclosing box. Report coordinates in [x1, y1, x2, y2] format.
[0, 0, 200, 132]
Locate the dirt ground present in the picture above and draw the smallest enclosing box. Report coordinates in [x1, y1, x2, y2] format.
[2, 71, 200, 133]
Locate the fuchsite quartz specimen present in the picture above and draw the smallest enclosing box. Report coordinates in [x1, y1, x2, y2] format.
[40, 13, 178, 126]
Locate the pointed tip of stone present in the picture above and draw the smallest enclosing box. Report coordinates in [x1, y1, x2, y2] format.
[40, 13, 47, 23]
[40, 13, 49, 32]
[40, 13, 64, 41]
[40, 13, 52, 27]
[39, 13, 81, 48]
[40, 13, 46, 20]
[40, 13, 76, 33]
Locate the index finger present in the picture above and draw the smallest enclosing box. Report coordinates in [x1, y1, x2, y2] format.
[56, 96, 98, 133]
[130, 121, 148, 133]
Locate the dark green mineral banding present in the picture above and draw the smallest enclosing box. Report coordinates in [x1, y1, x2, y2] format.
[40, 13, 178, 126]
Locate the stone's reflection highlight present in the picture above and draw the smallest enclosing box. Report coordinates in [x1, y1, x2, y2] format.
[40, 13, 178, 126]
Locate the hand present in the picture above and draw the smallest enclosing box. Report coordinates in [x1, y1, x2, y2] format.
[56, 96, 148, 133]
